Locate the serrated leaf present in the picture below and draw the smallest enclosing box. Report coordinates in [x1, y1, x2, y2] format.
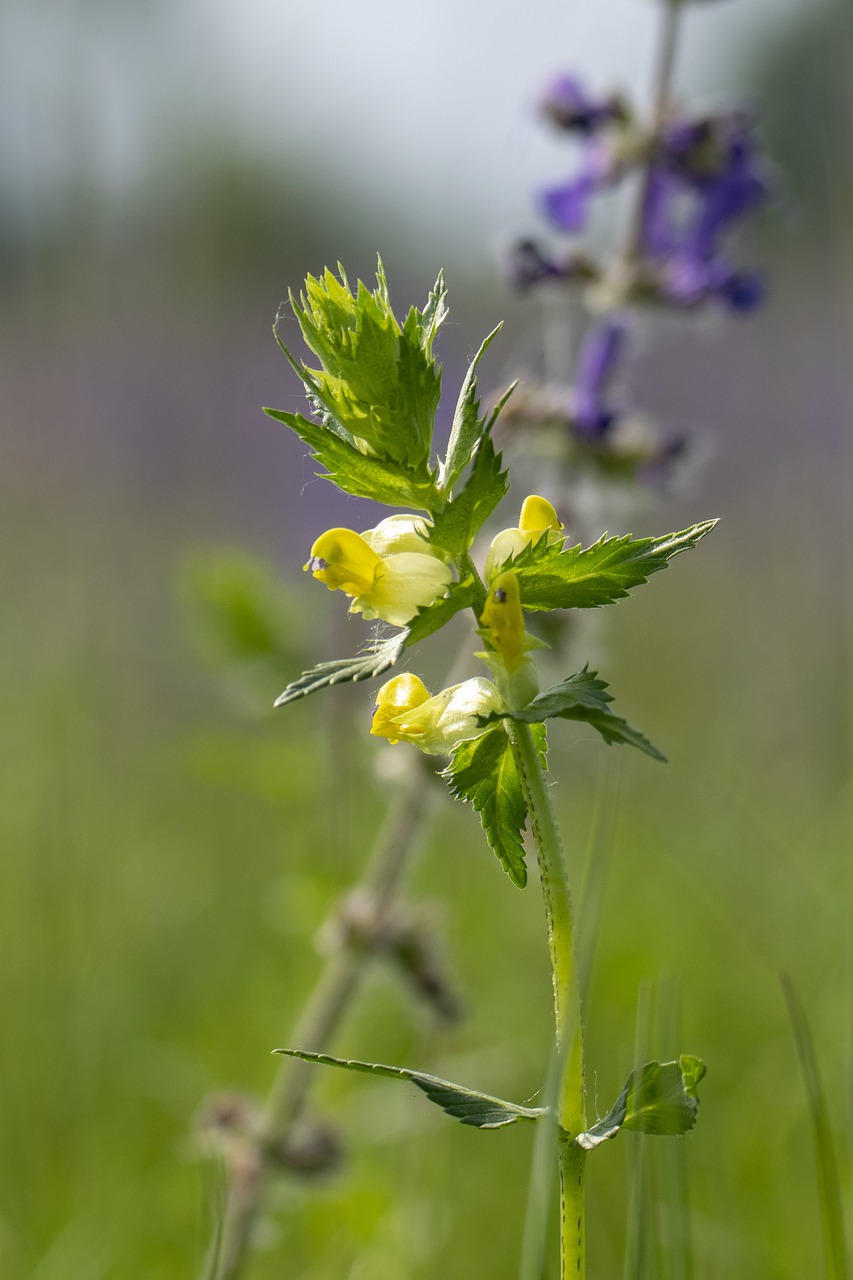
[282, 262, 443, 471]
[509, 521, 718, 612]
[443, 725, 529, 887]
[482, 668, 664, 761]
[274, 629, 407, 708]
[576, 1058, 706, 1150]
[273, 1048, 547, 1129]
[418, 269, 449, 349]
[264, 408, 439, 511]
[274, 583, 474, 709]
[438, 324, 503, 493]
[428, 436, 509, 558]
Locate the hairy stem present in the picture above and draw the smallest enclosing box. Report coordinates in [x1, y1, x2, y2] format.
[208, 755, 436, 1280]
[510, 720, 586, 1279]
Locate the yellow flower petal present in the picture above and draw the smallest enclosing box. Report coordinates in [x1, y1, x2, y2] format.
[371, 673, 431, 743]
[357, 553, 452, 626]
[305, 528, 381, 596]
[519, 495, 562, 534]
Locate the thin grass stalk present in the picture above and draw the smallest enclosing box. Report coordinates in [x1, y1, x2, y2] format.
[782, 973, 849, 1280]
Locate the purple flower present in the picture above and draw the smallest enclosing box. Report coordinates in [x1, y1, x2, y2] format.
[538, 74, 633, 234]
[541, 139, 616, 233]
[539, 74, 627, 135]
[501, 239, 598, 292]
[571, 318, 626, 437]
[640, 112, 771, 310]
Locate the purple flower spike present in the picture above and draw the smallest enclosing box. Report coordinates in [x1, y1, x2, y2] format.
[640, 112, 772, 311]
[572, 318, 627, 437]
[540, 74, 626, 134]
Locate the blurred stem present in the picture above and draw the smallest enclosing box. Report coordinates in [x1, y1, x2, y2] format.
[209, 754, 435, 1280]
[624, 0, 683, 266]
[510, 720, 586, 1279]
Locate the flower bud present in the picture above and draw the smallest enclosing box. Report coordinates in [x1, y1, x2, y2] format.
[477, 571, 545, 711]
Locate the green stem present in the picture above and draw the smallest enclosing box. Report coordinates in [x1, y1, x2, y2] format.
[510, 720, 586, 1279]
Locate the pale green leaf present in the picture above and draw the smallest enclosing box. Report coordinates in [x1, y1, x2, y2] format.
[282, 261, 443, 470]
[264, 408, 439, 511]
[576, 1058, 706, 1150]
[438, 324, 503, 492]
[273, 1048, 547, 1129]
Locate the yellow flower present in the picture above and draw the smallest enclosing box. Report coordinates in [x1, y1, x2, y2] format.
[371, 674, 503, 755]
[306, 515, 453, 627]
[484, 495, 564, 584]
[477, 570, 545, 711]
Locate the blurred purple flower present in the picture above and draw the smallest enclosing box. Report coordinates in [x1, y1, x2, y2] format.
[541, 140, 616, 233]
[539, 74, 627, 134]
[538, 75, 633, 234]
[501, 239, 597, 292]
[641, 112, 771, 310]
[571, 318, 626, 437]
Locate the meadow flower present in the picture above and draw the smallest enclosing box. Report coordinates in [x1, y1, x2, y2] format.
[484, 496, 564, 584]
[370, 673, 502, 754]
[306, 515, 452, 627]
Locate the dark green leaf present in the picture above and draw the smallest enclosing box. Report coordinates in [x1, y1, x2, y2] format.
[510, 521, 718, 612]
[438, 324, 502, 493]
[576, 1058, 706, 1150]
[443, 726, 529, 887]
[484, 668, 665, 762]
[273, 1048, 547, 1129]
[264, 408, 439, 511]
[274, 630, 407, 708]
[428, 436, 509, 558]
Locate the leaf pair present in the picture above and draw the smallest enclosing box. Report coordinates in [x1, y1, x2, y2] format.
[273, 1048, 705, 1145]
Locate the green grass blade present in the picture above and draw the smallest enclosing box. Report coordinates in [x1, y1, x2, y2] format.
[782, 974, 849, 1280]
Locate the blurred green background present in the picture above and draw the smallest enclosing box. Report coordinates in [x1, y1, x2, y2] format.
[3, 0, 853, 1276]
